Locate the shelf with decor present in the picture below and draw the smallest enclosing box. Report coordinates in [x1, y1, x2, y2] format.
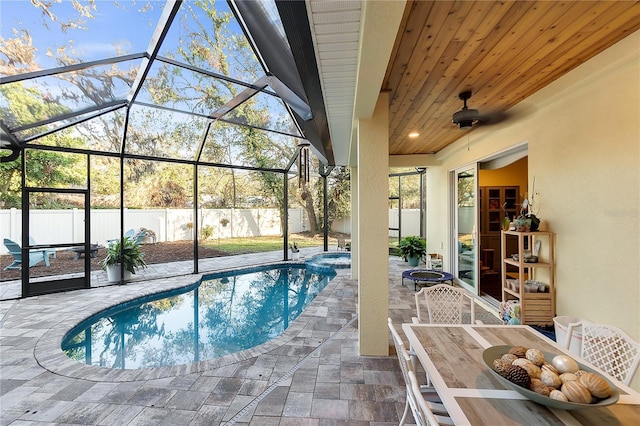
[501, 230, 555, 326]
[479, 186, 519, 272]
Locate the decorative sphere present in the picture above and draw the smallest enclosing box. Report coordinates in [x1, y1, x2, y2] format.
[552, 355, 579, 374]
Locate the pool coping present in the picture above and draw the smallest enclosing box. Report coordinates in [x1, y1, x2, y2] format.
[34, 260, 353, 382]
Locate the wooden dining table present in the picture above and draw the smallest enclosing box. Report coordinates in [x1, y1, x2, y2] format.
[402, 323, 640, 425]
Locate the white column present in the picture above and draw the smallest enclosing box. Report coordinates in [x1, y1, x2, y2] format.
[350, 167, 359, 280]
[357, 93, 389, 356]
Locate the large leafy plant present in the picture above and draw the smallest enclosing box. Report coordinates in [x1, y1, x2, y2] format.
[398, 236, 427, 260]
[102, 236, 146, 274]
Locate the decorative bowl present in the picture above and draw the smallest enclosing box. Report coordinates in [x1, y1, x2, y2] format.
[482, 345, 620, 410]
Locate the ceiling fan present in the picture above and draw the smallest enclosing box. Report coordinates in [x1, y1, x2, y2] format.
[452, 91, 507, 129]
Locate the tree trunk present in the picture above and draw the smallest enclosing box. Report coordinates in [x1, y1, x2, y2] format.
[302, 183, 318, 233]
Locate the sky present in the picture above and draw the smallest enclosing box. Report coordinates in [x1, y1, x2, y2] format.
[1, 0, 163, 71]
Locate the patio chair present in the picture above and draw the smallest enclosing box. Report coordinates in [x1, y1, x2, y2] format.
[407, 370, 454, 426]
[29, 236, 56, 259]
[107, 228, 135, 246]
[414, 284, 483, 325]
[3, 238, 51, 271]
[388, 319, 451, 425]
[567, 319, 640, 385]
[133, 229, 148, 244]
[337, 237, 346, 251]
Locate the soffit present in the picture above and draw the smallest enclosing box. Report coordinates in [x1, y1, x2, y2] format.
[306, 0, 362, 166]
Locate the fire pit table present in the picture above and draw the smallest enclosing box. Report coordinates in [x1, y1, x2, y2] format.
[70, 244, 102, 260]
[402, 269, 454, 291]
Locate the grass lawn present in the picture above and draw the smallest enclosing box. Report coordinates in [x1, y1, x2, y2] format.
[201, 233, 345, 254]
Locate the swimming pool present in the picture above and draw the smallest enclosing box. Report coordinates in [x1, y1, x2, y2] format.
[62, 263, 336, 369]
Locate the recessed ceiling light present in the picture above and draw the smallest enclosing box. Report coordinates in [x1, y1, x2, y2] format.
[408, 132, 419, 138]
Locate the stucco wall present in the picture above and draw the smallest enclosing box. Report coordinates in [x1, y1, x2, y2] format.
[415, 30, 639, 389]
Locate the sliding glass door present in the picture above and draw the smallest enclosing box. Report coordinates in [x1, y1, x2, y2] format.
[454, 165, 479, 294]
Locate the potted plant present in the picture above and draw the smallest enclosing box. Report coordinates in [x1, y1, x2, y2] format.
[515, 179, 541, 232]
[514, 197, 541, 232]
[103, 236, 147, 283]
[398, 236, 426, 267]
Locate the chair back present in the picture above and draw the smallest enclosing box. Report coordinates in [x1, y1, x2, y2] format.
[3, 238, 22, 258]
[407, 370, 444, 426]
[133, 229, 148, 244]
[575, 320, 640, 385]
[415, 284, 465, 324]
[388, 318, 415, 380]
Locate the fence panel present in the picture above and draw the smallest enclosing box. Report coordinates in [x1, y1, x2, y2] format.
[1, 208, 308, 254]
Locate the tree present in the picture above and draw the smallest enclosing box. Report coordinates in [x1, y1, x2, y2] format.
[0, 84, 86, 208]
[320, 166, 351, 231]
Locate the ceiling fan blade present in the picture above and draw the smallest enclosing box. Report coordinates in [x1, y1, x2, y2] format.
[477, 110, 509, 125]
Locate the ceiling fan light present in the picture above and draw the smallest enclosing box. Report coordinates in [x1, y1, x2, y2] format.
[458, 120, 474, 129]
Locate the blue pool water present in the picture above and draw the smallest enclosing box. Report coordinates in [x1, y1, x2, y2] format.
[62, 263, 337, 369]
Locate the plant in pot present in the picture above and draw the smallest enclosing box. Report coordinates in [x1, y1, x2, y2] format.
[103, 236, 147, 283]
[398, 236, 426, 267]
[514, 197, 541, 232]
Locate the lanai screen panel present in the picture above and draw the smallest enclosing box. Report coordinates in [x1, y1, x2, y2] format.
[125, 104, 207, 160]
[136, 61, 249, 116]
[159, 1, 264, 84]
[0, 1, 160, 76]
[200, 120, 298, 169]
[13, 107, 126, 149]
[11, 62, 135, 113]
[19, 108, 126, 154]
[222, 90, 302, 138]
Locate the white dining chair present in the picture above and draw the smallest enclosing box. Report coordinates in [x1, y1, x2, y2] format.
[407, 370, 454, 426]
[388, 319, 451, 425]
[414, 284, 482, 324]
[567, 319, 640, 385]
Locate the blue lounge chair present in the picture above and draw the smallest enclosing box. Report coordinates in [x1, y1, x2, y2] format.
[133, 229, 148, 244]
[29, 236, 56, 259]
[107, 229, 135, 246]
[3, 238, 51, 271]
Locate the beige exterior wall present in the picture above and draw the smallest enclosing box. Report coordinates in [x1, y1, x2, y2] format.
[394, 30, 640, 389]
[357, 94, 390, 356]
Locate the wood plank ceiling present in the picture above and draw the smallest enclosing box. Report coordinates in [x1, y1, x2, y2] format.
[382, 0, 640, 156]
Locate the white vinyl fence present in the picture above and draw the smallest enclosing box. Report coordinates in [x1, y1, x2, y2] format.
[323, 208, 422, 238]
[1, 208, 422, 254]
[1, 208, 309, 254]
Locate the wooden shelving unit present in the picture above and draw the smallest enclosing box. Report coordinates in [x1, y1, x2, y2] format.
[501, 230, 555, 326]
[479, 186, 519, 271]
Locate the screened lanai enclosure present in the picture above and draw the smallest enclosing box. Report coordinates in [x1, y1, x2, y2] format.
[0, 0, 351, 297]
